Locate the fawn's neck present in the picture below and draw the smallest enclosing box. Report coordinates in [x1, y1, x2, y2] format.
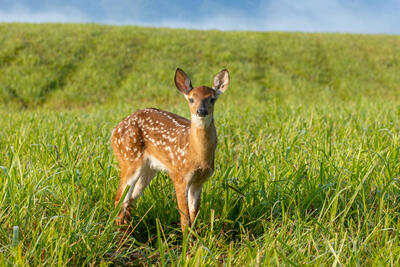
[189, 119, 217, 167]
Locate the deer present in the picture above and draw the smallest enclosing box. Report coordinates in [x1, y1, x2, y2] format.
[111, 68, 230, 233]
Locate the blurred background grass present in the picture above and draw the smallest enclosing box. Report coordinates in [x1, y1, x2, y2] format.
[0, 23, 399, 111]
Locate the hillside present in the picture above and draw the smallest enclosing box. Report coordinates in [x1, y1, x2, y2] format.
[0, 23, 399, 110]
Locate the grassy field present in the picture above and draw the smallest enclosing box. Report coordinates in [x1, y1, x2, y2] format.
[0, 23, 399, 265]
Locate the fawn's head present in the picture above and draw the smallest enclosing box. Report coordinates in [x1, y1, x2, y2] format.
[175, 68, 230, 128]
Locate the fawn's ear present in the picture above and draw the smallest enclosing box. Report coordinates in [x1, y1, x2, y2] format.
[212, 69, 230, 96]
[175, 68, 193, 95]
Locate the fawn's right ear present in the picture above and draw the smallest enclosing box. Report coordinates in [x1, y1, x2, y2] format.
[175, 68, 193, 95]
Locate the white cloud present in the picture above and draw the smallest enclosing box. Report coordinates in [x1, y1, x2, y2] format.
[258, 0, 400, 34]
[104, 14, 260, 31]
[95, 0, 400, 34]
[0, 4, 90, 23]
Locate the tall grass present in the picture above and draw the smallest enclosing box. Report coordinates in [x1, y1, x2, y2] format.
[0, 23, 399, 265]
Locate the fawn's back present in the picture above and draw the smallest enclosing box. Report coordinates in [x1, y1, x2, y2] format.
[112, 108, 191, 172]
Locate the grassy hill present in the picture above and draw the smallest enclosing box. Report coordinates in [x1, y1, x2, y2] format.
[0, 23, 399, 265]
[1, 23, 399, 110]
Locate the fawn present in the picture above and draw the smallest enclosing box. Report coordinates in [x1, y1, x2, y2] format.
[111, 68, 230, 232]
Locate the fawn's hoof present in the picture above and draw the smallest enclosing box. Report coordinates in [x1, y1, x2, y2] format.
[115, 217, 129, 226]
[115, 209, 131, 226]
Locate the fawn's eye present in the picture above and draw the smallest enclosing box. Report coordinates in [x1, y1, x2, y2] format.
[210, 98, 216, 104]
[189, 98, 194, 103]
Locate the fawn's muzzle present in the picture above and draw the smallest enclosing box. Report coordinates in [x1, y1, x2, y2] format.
[196, 109, 209, 117]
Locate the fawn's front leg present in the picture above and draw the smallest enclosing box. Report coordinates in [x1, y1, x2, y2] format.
[188, 183, 203, 224]
[173, 180, 191, 233]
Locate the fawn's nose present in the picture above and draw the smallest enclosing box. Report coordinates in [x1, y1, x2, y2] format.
[196, 108, 208, 117]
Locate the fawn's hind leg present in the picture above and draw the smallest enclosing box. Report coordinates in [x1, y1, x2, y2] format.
[115, 161, 157, 226]
[129, 164, 156, 203]
[112, 117, 146, 225]
[115, 162, 142, 225]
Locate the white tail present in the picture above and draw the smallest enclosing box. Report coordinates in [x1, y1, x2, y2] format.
[111, 68, 230, 232]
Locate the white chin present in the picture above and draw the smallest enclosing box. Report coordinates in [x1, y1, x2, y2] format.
[191, 114, 212, 128]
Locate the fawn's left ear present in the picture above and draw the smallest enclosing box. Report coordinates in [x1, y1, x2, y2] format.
[212, 69, 230, 96]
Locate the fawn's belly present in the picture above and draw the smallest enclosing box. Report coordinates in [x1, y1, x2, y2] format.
[144, 153, 169, 172]
[144, 151, 213, 186]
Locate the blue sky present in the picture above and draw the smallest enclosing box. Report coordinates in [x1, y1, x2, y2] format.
[0, 0, 399, 34]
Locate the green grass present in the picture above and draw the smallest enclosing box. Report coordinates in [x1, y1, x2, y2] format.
[0, 23, 399, 265]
